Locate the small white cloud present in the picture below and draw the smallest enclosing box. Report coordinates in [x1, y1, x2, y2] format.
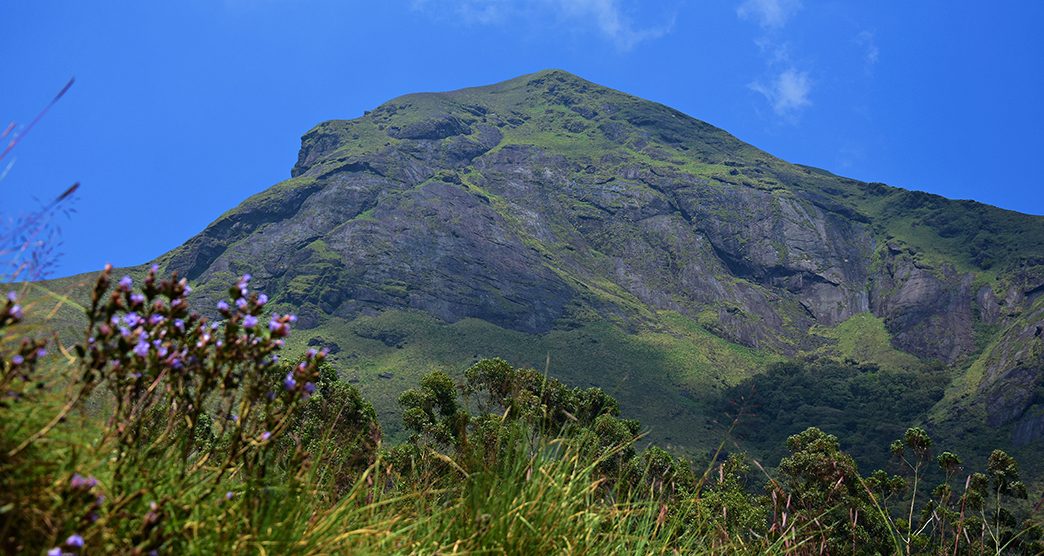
[736, 0, 802, 29]
[556, 0, 673, 50]
[855, 30, 879, 68]
[411, 0, 512, 24]
[754, 37, 792, 65]
[411, 0, 670, 50]
[750, 68, 812, 117]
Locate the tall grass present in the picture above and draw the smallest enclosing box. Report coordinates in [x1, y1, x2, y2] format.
[1, 268, 1040, 554]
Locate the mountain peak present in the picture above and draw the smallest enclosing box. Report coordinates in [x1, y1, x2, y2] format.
[163, 72, 1044, 450]
[291, 69, 756, 180]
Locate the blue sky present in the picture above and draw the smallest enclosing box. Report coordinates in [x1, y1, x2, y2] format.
[3, 0, 1043, 278]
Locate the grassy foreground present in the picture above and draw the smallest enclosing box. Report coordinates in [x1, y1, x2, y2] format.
[1, 270, 1041, 555]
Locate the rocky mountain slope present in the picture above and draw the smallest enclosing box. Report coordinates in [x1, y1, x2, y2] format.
[148, 70, 1043, 461]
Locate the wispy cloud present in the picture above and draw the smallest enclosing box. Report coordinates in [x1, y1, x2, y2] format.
[411, 0, 672, 51]
[736, 0, 801, 29]
[749, 68, 812, 117]
[855, 30, 879, 71]
[423, 0, 512, 25]
[737, 0, 811, 121]
[557, 0, 673, 50]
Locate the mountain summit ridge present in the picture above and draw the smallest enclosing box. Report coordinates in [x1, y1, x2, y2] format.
[155, 70, 1044, 455]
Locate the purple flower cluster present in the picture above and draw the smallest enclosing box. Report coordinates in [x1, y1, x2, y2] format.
[47, 472, 106, 553]
[2, 290, 24, 326]
[268, 313, 296, 338]
[2, 293, 51, 398]
[48, 533, 85, 555]
[280, 345, 325, 400]
[53, 265, 337, 546]
[70, 473, 98, 489]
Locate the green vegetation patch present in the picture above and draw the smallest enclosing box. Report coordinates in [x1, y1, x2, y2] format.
[807, 313, 925, 371]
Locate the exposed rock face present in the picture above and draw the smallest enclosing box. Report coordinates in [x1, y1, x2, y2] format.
[976, 301, 1044, 431]
[160, 70, 1044, 444]
[870, 245, 977, 364]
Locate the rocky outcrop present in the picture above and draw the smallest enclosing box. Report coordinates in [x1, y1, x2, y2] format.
[975, 301, 1044, 429]
[869, 244, 977, 364]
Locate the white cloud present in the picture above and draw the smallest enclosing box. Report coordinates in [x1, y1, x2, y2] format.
[556, 0, 673, 50]
[413, 0, 512, 25]
[411, 0, 671, 50]
[736, 0, 802, 29]
[749, 68, 812, 117]
[737, 0, 811, 120]
[855, 30, 879, 68]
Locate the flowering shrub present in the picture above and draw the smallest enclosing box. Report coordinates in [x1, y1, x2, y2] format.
[0, 291, 48, 405]
[0, 265, 334, 553]
[77, 266, 316, 478]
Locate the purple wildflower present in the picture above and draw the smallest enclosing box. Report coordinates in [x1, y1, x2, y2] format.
[6, 291, 15, 302]
[174, 319, 185, 331]
[257, 293, 268, 306]
[47, 547, 61, 556]
[119, 275, 133, 291]
[283, 373, 297, 390]
[134, 341, 150, 358]
[119, 327, 131, 338]
[306, 348, 317, 358]
[11, 355, 23, 365]
[242, 315, 258, 329]
[216, 300, 229, 312]
[130, 293, 146, 307]
[70, 473, 98, 489]
[149, 314, 164, 326]
[9, 305, 23, 320]
[226, 491, 234, 500]
[235, 297, 247, 310]
[269, 317, 290, 337]
[66, 534, 84, 547]
[37, 348, 47, 358]
[261, 431, 272, 441]
[304, 382, 316, 395]
[124, 313, 141, 327]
